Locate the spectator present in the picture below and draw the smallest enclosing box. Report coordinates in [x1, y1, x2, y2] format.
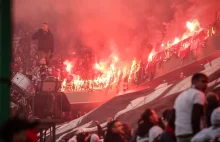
[76, 132, 89, 142]
[104, 120, 129, 142]
[0, 117, 39, 142]
[213, 135, 220, 142]
[206, 92, 220, 127]
[161, 109, 172, 127]
[68, 136, 77, 142]
[123, 123, 133, 140]
[94, 121, 104, 139]
[135, 109, 163, 142]
[191, 107, 220, 142]
[174, 73, 208, 142]
[159, 109, 176, 142]
[86, 134, 100, 142]
[32, 22, 54, 64]
[107, 117, 113, 123]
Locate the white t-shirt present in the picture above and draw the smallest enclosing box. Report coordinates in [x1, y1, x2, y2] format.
[137, 126, 163, 142]
[174, 88, 205, 136]
[68, 136, 76, 142]
[191, 127, 220, 142]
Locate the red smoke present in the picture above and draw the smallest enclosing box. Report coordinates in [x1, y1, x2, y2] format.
[12, 0, 220, 61]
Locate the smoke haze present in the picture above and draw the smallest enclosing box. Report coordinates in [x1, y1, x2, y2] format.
[12, 0, 220, 61]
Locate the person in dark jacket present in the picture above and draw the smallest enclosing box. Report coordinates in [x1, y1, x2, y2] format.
[159, 109, 176, 142]
[32, 22, 54, 64]
[104, 120, 129, 142]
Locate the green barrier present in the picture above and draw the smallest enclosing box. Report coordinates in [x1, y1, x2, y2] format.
[0, 0, 11, 127]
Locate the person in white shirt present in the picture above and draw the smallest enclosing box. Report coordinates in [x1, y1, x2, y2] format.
[191, 107, 220, 142]
[174, 73, 208, 142]
[135, 109, 163, 142]
[68, 136, 77, 142]
[89, 134, 100, 142]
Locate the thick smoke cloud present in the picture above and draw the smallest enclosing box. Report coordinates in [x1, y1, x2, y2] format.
[163, 0, 220, 43]
[12, 0, 220, 61]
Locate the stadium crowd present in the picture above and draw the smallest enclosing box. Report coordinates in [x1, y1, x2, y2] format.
[64, 73, 220, 142]
[6, 20, 220, 141]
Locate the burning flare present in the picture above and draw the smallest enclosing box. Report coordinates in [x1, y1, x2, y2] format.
[173, 37, 180, 45]
[186, 20, 201, 33]
[64, 60, 73, 73]
[60, 19, 207, 92]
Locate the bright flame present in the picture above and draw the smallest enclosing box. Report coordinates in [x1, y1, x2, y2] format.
[61, 78, 67, 91]
[186, 20, 201, 33]
[95, 63, 101, 70]
[114, 56, 118, 62]
[181, 33, 188, 40]
[212, 27, 215, 35]
[60, 18, 214, 92]
[110, 64, 115, 70]
[122, 67, 127, 78]
[173, 37, 180, 45]
[186, 22, 195, 32]
[148, 52, 154, 62]
[63, 60, 73, 72]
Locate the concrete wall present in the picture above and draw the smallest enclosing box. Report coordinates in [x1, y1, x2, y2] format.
[64, 88, 117, 104]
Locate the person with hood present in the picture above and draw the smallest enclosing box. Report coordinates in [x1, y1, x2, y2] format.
[135, 109, 163, 142]
[191, 107, 220, 142]
[32, 22, 54, 64]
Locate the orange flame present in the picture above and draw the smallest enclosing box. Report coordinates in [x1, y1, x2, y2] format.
[110, 64, 115, 70]
[186, 22, 195, 32]
[186, 20, 201, 33]
[173, 37, 180, 45]
[61, 78, 67, 91]
[60, 19, 207, 92]
[114, 56, 118, 62]
[95, 63, 101, 70]
[148, 52, 154, 62]
[63, 60, 73, 72]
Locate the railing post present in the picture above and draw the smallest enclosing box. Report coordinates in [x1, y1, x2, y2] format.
[0, 0, 11, 126]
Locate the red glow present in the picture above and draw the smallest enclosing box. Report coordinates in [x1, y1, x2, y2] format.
[173, 37, 180, 45]
[63, 60, 73, 72]
[114, 56, 118, 62]
[95, 63, 101, 70]
[148, 52, 154, 62]
[60, 18, 209, 92]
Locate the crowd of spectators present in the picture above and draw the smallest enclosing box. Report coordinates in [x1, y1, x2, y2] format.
[8, 21, 220, 141]
[10, 28, 39, 119]
[64, 73, 220, 142]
